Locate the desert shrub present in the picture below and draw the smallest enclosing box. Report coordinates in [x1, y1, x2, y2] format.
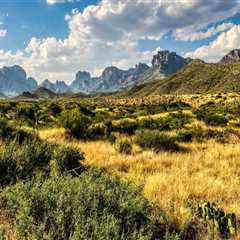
[135, 130, 180, 152]
[0, 139, 84, 186]
[176, 130, 193, 143]
[0, 102, 12, 114]
[53, 145, 84, 175]
[118, 140, 132, 155]
[0, 119, 12, 140]
[87, 124, 106, 140]
[0, 169, 163, 239]
[113, 119, 138, 135]
[204, 114, 228, 126]
[59, 108, 92, 138]
[15, 105, 38, 127]
[49, 102, 62, 116]
[139, 112, 191, 131]
[0, 139, 52, 186]
[108, 132, 117, 144]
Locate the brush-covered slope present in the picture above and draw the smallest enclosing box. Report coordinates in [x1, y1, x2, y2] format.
[119, 60, 240, 97]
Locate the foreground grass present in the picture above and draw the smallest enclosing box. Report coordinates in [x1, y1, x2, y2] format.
[39, 128, 240, 229]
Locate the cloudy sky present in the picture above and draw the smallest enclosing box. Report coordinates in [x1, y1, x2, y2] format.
[0, 0, 240, 83]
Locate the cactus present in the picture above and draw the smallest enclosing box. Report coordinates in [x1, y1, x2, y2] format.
[194, 201, 237, 238]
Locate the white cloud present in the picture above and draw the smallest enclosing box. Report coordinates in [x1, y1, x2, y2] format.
[0, 29, 7, 38]
[185, 25, 240, 62]
[1, 0, 240, 83]
[174, 22, 234, 41]
[46, 0, 79, 5]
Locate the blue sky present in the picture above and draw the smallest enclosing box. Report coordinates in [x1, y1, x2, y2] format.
[0, 0, 240, 83]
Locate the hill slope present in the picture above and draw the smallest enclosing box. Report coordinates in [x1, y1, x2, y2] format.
[118, 60, 240, 97]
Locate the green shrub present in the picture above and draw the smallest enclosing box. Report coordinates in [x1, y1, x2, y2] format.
[118, 140, 132, 155]
[49, 102, 62, 116]
[139, 112, 191, 131]
[59, 108, 92, 138]
[0, 139, 52, 186]
[113, 120, 138, 135]
[175, 130, 193, 143]
[53, 145, 84, 174]
[0, 169, 163, 239]
[0, 139, 84, 186]
[204, 114, 228, 126]
[135, 130, 180, 152]
[108, 132, 117, 144]
[0, 119, 12, 140]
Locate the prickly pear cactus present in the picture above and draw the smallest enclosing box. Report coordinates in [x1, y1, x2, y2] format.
[195, 201, 237, 238]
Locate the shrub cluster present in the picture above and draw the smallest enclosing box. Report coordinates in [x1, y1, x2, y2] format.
[59, 108, 92, 139]
[0, 138, 84, 187]
[0, 169, 163, 239]
[135, 130, 181, 152]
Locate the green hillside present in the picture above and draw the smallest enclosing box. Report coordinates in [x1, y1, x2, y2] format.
[119, 60, 240, 97]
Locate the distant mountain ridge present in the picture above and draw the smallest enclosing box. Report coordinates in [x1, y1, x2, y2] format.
[3, 49, 240, 97]
[40, 79, 71, 93]
[70, 63, 150, 93]
[118, 51, 240, 97]
[0, 65, 37, 96]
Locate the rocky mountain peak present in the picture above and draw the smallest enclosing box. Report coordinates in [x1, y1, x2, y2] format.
[0, 65, 38, 96]
[219, 49, 240, 64]
[151, 50, 189, 75]
[75, 71, 91, 81]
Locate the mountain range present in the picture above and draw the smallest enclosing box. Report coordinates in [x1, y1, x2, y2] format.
[1, 49, 240, 97]
[0, 50, 189, 96]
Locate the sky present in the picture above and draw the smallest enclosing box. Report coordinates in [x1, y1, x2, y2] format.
[0, 0, 240, 84]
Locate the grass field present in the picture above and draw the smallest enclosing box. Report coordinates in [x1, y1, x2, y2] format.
[1, 93, 240, 239]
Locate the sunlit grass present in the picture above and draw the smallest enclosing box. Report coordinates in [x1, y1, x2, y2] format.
[40, 128, 240, 228]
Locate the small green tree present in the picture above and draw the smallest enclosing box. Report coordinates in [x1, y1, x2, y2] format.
[59, 108, 92, 138]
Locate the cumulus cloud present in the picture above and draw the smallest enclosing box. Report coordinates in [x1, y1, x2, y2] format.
[174, 22, 234, 41]
[185, 25, 240, 62]
[1, 0, 240, 83]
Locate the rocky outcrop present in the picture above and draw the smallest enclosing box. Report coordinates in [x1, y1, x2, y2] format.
[152, 50, 190, 75]
[0, 65, 37, 96]
[219, 49, 240, 64]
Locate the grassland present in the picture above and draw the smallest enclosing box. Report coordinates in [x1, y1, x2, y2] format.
[1, 93, 240, 239]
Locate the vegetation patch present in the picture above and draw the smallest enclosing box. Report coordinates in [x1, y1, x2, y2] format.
[0, 169, 165, 240]
[135, 130, 181, 152]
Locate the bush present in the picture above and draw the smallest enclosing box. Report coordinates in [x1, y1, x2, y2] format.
[49, 102, 62, 116]
[204, 114, 228, 126]
[0, 169, 163, 239]
[59, 108, 92, 138]
[113, 119, 138, 135]
[53, 145, 84, 174]
[0, 119, 12, 140]
[108, 132, 117, 144]
[175, 130, 193, 143]
[135, 130, 180, 152]
[118, 140, 132, 155]
[0, 139, 84, 186]
[0, 139, 52, 186]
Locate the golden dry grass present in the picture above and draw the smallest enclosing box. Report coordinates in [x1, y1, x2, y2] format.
[39, 128, 240, 228]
